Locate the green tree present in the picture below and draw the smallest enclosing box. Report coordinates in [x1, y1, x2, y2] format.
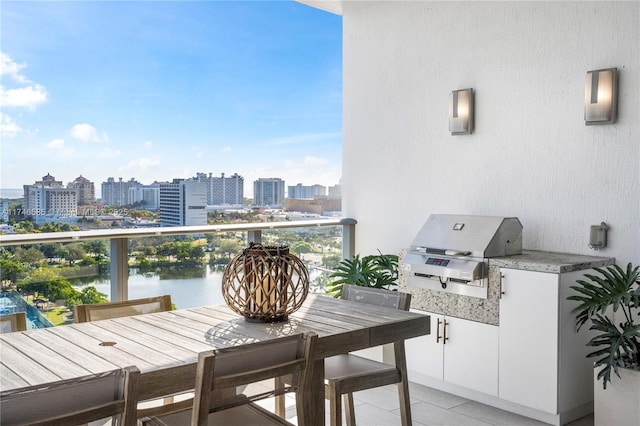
[13, 221, 34, 233]
[158, 242, 178, 261]
[189, 245, 205, 262]
[218, 239, 242, 259]
[13, 247, 45, 266]
[290, 241, 314, 256]
[322, 253, 342, 270]
[66, 243, 86, 265]
[0, 256, 25, 284]
[78, 286, 108, 304]
[83, 240, 108, 258]
[20, 267, 75, 301]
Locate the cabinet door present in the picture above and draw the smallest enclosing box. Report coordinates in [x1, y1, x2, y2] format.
[444, 317, 499, 396]
[406, 310, 444, 380]
[499, 268, 558, 413]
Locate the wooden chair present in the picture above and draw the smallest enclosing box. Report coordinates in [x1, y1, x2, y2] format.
[0, 312, 27, 333]
[0, 366, 140, 426]
[144, 332, 317, 426]
[75, 294, 177, 420]
[75, 294, 172, 323]
[276, 285, 413, 426]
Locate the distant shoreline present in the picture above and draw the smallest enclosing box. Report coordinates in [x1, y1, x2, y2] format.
[0, 189, 24, 199]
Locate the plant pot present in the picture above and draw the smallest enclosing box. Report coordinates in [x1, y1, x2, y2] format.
[594, 366, 640, 426]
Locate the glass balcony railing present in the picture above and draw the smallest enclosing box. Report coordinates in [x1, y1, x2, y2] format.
[0, 218, 356, 327]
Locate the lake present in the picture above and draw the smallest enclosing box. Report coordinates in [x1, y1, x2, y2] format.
[74, 266, 327, 309]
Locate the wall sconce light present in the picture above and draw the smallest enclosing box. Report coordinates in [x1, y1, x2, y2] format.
[449, 88, 474, 135]
[584, 68, 617, 125]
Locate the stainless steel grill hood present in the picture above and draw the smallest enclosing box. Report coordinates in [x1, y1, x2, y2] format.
[402, 214, 523, 298]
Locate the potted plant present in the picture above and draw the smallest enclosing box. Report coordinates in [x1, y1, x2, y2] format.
[327, 251, 398, 297]
[568, 262, 640, 424]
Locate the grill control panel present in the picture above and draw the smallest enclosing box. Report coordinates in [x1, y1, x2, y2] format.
[426, 257, 450, 267]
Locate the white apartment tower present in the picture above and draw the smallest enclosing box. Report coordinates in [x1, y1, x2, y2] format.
[159, 179, 207, 226]
[328, 184, 341, 199]
[287, 183, 327, 199]
[193, 172, 244, 205]
[129, 184, 160, 210]
[253, 178, 285, 206]
[101, 177, 142, 206]
[23, 173, 78, 217]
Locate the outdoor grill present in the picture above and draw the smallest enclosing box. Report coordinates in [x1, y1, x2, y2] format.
[401, 214, 522, 299]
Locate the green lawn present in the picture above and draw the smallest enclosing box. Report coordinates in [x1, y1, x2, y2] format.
[44, 307, 73, 326]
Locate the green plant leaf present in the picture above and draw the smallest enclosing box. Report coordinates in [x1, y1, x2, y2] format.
[327, 251, 399, 297]
[568, 262, 640, 389]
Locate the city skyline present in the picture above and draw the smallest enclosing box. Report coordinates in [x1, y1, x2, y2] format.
[14, 170, 338, 201]
[0, 1, 342, 198]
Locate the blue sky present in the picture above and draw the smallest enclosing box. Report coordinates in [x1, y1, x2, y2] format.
[0, 0, 342, 198]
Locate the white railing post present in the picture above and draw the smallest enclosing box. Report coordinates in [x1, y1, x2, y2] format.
[342, 221, 356, 260]
[247, 230, 262, 245]
[110, 238, 128, 301]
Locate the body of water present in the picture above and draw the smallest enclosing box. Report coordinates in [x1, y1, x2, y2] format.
[0, 188, 24, 199]
[75, 267, 226, 309]
[74, 266, 327, 310]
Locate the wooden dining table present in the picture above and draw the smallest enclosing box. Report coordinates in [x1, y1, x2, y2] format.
[0, 293, 430, 425]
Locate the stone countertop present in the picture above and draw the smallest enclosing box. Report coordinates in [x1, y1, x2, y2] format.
[401, 249, 615, 326]
[489, 250, 615, 273]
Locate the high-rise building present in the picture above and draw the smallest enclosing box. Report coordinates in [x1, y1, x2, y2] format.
[129, 184, 160, 210]
[328, 184, 342, 199]
[23, 173, 77, 217]
[67, 175, 95, 206]
[101, 177, 142, 206]
[253, 178, 285, 206]
[1, 199, 9, 223]
[159, 179, 207, 226]
[287, 183, 326, 199]
[193, 172, 244, 205]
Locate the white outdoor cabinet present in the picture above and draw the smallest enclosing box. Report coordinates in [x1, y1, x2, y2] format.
[498, 268, 594, 422]
[406, 310, 499, 396]
[403, 251, 613, 425]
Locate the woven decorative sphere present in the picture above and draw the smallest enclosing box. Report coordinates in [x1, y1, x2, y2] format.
[222, 243, 309, 322]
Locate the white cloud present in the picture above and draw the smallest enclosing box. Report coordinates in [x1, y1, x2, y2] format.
[0, 112, 22, 137]
[143, 141, 153, 148]
[46, 138, 74, 156]
[303, 155, 328, 166]
[0, 52, 28, 83]
[0, 84, 48, 110]
[221, 146, 232, 153]
[100, 147, 122, 158]
[47, 139, 65, 149]
[70, 123, 108, 142]
[262, 132, 341, 147]
[107, 157, 163, 186]
[120, 157, 161, 174]
[0, 53, 48, 110]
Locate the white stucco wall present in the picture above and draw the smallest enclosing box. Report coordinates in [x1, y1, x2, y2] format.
[341, 1, 639, 265]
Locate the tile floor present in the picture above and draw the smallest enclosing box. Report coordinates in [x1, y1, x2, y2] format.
[269, 381, 594, 426]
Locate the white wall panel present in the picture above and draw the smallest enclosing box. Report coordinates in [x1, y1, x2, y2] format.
[341, 1, 639, 264]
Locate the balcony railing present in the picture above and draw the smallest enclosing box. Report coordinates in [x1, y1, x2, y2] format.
[0, 218, 357, 302]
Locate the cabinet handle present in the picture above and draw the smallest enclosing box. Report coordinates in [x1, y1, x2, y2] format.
[443, 320, 449, 344]
[500, 273, 506, 298]
[436, 318, 443, 343]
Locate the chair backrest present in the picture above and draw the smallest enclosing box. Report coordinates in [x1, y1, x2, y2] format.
[341, 284, 411, 311]
[75, 295, 172, 323]
[0, 366, 140, 426]
[192, 332, 317, 425]
[0, 312, 27, 333]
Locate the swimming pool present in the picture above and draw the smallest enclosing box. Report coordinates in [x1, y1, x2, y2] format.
[0, 292, 54, 329]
